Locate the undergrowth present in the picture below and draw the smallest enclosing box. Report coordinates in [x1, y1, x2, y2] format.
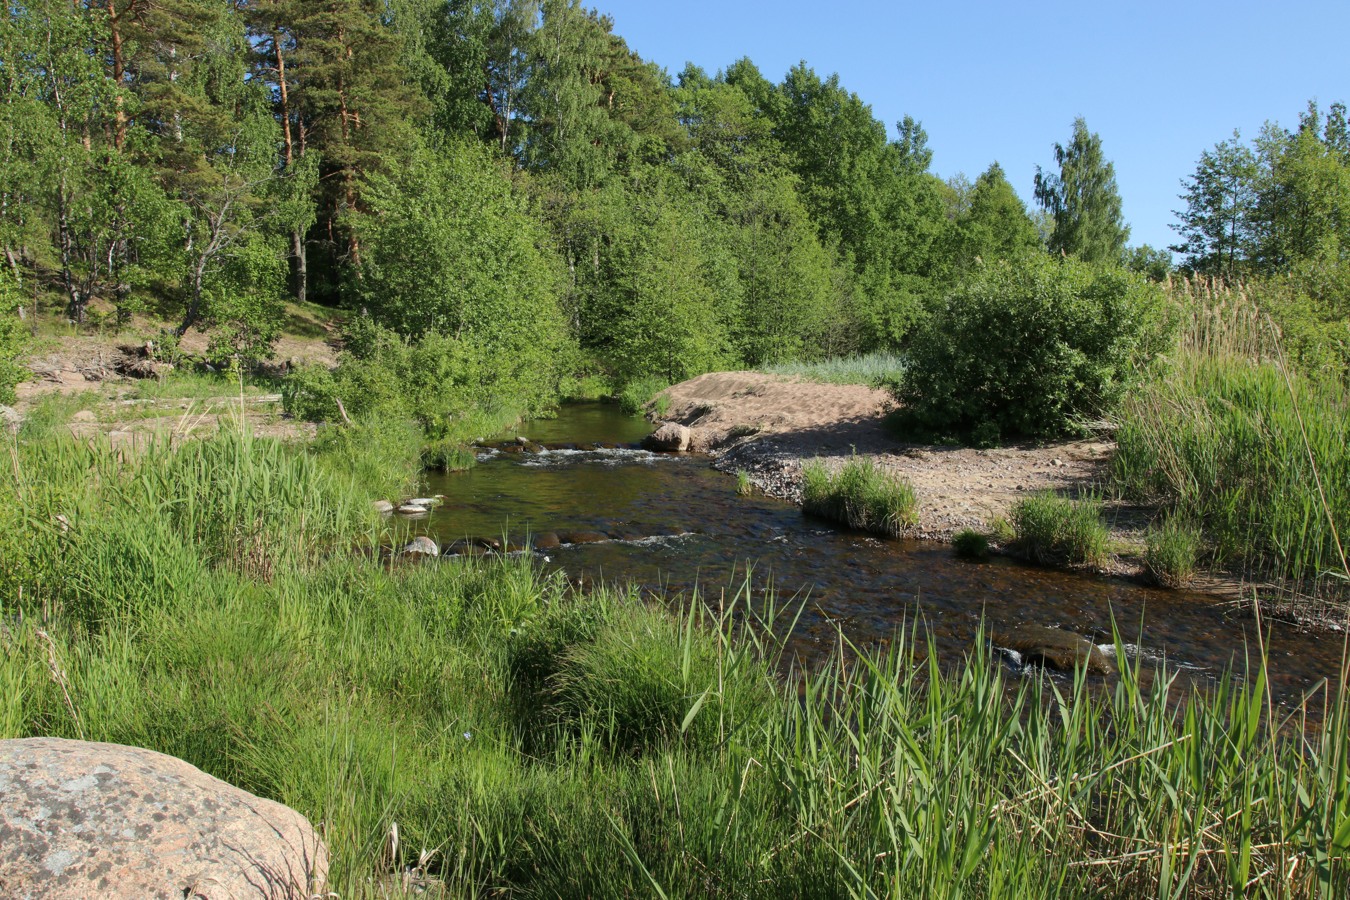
[2, 426, 1348, 897]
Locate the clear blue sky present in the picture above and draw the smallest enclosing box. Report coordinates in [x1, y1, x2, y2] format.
[593, 0, 1349, 254]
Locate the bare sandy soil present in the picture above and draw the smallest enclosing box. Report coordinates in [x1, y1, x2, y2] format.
[657, 371, 1151, 575]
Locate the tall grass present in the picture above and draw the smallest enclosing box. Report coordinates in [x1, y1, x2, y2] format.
[3, 422, 1348, 896]
[802, 455, 918, 536]
[617, 375, 670, 416]
[1010, 492, 1112, 568]
[760, 351, 907, 387]
[1114, 279, 1350, 600]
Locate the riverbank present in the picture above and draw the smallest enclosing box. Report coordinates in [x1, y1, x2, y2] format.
[4, 423, 1347, 897]
[654, 371, 1210, 590]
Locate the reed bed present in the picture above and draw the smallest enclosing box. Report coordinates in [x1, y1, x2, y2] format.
[2, 426, 1348, 897]
[1114, 278, 1350, 605]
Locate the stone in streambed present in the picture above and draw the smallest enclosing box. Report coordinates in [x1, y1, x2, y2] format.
[993, 624, 1114, 675]
[401, 536, 439, 557]
[558, 531, 609, 545]
[371, 500, 395, 515]
[642, 422, 692, 452]
[533, 532, 561, 551]
[0, 737, 328, 899]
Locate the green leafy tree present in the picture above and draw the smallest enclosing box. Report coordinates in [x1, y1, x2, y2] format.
[1123, 244, 1172, 282]
[771, 63, 945, 348]
[1252, 104, 1350, 272]
[1034, 117, 1130, 265]
[942, 162, 1041, 275]
[355, 140, 570, 404]
[1170, 131, 1259, 278]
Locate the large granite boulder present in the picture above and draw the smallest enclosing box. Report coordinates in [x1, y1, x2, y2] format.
[0, 737, 328, 899]
[642, 422, 692, 452]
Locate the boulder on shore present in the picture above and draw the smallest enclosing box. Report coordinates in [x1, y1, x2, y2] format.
[993, 624, 1114, 675]
[642, 422, 692, 452]
[0, 737, 328, 899]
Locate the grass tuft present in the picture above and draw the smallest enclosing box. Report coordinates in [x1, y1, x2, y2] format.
[1145, 516, 1203, 588]
[801, 455, 918, 537]
[952, 528, 990, 560]
[1010, 492, 1111, 567]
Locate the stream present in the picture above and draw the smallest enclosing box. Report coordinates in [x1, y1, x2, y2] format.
[418, 403, 1346, 710]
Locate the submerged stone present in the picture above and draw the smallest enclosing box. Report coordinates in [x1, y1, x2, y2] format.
[993, 624, 1114, 675]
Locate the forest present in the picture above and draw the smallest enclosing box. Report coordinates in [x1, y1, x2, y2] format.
[4, 0, 1345, 418]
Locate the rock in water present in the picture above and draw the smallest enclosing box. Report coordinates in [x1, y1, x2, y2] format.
[0, 737, 328, 899]
[371, 500, 395, 515]
[642, 422, 692, 452]
[993, 624, 1114, 675]
[401, 536, 439, 557]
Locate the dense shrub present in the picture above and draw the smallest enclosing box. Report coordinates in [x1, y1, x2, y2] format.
[283, 319, 554, 443]
[895, 255, 1166, 442]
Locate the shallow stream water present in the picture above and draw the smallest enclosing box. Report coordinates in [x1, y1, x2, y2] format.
[419, 403, 1346, 710]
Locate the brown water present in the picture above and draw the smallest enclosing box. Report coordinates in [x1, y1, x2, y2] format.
[420, 403, 1346, 709]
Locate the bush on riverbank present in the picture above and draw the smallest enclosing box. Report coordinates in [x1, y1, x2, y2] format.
[3, 427, 1348, 896]
[801, 455, 918, 536]
[894, 255, 1166, 443]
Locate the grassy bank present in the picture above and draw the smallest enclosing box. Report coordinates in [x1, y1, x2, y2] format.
[760, 351, 907, 387]
[3, 428, 1349, 896]
[1113, 280, 1350, 611]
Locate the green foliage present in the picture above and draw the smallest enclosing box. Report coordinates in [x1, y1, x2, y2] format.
[1010, 492, 1111, 568]
[283, 319, 548, 456]
[1034, 117, 1130, 265]
[896, 255, 1166, 442]
[0, 272, 28, 405]
[941, 162, 1042, 277]
[801, 455, 918, 537]
[562, 168, 734, 384]
[616, 375, 669, 416]
[952, 528, 990, 560]
[1145, 517, 1202, 588]
[357, 142, 568, 380]
[735, 469, 753, 495]
[1172, 102, 1350, 279]
[3, 429, 1349, 896]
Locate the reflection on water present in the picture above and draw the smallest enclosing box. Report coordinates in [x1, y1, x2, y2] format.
[421, 403, 1345, 709]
